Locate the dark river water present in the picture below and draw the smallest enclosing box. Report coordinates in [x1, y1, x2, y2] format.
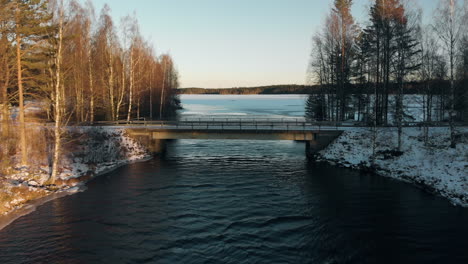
[1, 140, 468, 263]
[1, 95, 467, 263]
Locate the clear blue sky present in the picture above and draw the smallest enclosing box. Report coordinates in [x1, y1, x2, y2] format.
[87, 0, 438, 88]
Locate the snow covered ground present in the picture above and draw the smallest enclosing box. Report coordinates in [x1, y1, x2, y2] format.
[317, 126, 468, 207]
[1, 121, 466, 230]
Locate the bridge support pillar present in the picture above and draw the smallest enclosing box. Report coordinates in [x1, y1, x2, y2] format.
[305, 140, 321, 158]
[148, 138, 167, 155]
[305, 132, 342, 159]
[127, 132, 167, 156]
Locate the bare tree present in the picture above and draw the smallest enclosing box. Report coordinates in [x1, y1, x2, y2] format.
[419, 26, 447, 143]
[50, 0, 65, 183]
[433, 0, 468, 147]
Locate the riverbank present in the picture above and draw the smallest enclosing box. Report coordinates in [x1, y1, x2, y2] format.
[0, 128, 150, 230]
[316, 127, 468, 207]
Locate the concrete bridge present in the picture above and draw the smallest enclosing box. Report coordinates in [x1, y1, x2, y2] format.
[101, 118, 344, 157]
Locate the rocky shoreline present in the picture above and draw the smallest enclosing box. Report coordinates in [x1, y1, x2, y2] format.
[0, 128, 151, 231]
[315, 127, 468, 207]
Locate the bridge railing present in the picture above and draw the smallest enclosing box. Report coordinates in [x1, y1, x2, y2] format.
[93, 119, 339, 132]
[92, 119, 463, 132]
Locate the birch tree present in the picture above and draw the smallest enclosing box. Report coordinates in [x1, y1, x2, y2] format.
[50, 0, 64, 183]
[433, 0, 468, 147]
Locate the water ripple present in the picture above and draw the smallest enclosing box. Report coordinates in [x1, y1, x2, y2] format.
[0, 140, 468, 263]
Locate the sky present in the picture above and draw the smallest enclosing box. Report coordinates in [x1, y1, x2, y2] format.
[87, 0, 439, 88]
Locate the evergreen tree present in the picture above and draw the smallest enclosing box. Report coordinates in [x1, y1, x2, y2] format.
[305, 95, 325, 121]
[333, 0, 357, 121]
[13, 0, 51, 165]
[364, 0, 406, 125]
[0, 0, 14, 137]
[394, 6, 421, 150]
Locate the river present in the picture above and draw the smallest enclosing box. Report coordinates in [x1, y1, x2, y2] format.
[1, 95, 467, 263]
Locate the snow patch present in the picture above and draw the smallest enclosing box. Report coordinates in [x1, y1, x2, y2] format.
[317, 127, 468, 207]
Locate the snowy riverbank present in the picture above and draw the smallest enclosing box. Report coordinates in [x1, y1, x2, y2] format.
[317, 127, 468, 207]
[0, 128, 150, 229]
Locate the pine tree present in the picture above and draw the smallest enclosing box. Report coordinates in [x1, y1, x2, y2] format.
[0, 0, 14, 137]
[394, 6, 421, 151]
[13, 0, 51, 165]
[365, 0, 407, 125]
[305, 95, 325, 121]
[333, 0, 357, 121]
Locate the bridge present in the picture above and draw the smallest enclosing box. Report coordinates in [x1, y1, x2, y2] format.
[96, 117, 345, 157]
[96, 117, 467, 157]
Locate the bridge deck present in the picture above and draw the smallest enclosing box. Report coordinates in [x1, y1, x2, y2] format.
[127, 128, 343, 141]
[97, 120, 344, 132]
[121, 121, 344, 141]
[94, 118, 463, 154]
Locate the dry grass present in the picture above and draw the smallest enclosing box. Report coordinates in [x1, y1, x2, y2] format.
[0, 182, 49, 215]
[0, 183, 12, 214]
[0, 122, 51, 174]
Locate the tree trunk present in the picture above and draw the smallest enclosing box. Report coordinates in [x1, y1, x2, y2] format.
[127, 48, 134, 122]
[159, 60, 166, 120]
[109, 50, 115, 121]
[87, 23, 94, 123]
[116, 61, 125, 121]
[15, 7, 27, 166]
[449, 37, 456, 148]
[149, 66, 153, 120]
[1, 58, 10, 138]
[51, 3, 64, 183]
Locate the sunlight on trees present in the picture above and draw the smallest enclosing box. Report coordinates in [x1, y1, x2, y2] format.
[0, 0, 181, 182]
[307, 0, 468, 149]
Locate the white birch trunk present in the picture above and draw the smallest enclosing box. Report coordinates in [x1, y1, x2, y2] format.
[51, 2, 64, 183]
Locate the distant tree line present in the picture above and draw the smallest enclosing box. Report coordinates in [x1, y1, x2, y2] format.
[181, 81, 454, 95]
[179, 85, 316, 95]
[0, 0, 180, 182]
[306, 0, 468, 148]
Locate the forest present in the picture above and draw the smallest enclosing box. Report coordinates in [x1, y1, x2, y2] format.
[180, 82, 451, 95]
[0, 0, 180, 182]
[305, 0, 468, 148]
[179, 85, 317, 95]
